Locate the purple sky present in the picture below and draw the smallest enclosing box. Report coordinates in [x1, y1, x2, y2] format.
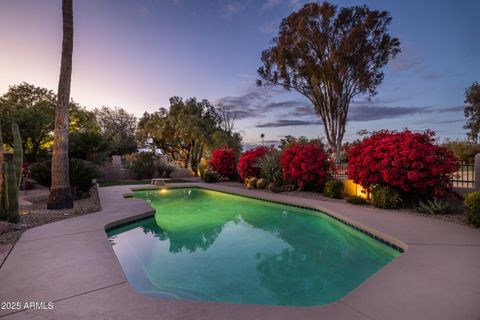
[0, 0, 478, 145]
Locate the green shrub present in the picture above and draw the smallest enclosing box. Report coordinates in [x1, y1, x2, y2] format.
[256, 178, 267, 189]
[323, 180, 344, 199]
[30, 158, 102, 198]
[69, 159, 103, 197]
[347, 196, 368, 205]
[164, 164, 176, 178]
[464, 192, 480, 227]
[254, 151, 282, 185]
[69, 131, 109, 164]
[417, 198, 450, 214]
[266, 182, 282, 193]
[156, 163, 177, 178]
[126, 152, 156, 180]
[371, 185, 403, 209]
[29, 161, 51, 187]
[204, 171, 219, 183]
[246, 177, 257, 189]
[156, 163, 166, 177]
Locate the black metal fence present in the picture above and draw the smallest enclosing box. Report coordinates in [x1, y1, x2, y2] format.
[332, 161, 348, 180]
[452, 162, 475, 188]
[331, 161, 475, 189]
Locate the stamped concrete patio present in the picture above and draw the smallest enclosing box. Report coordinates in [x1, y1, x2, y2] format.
[0, 183, 479, 320]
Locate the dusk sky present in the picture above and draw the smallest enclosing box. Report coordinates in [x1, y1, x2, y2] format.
[1, 0, 478, 145]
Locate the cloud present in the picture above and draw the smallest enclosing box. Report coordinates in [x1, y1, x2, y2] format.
[288, 103, 430, 122]
[438, 105, 465, 112]
[262, 100, 305, 110]
[221, 1, 244, 18]
[288, 104, 315, 116]
[422, 71, 444, 80]
[216, 87, 301, 119]
[348, 105, 429, 121]
[217, 86, 465, 125]
[216, 88, 271, 119]
[434, 119, 465, 125]
[256, 119, 321, 128]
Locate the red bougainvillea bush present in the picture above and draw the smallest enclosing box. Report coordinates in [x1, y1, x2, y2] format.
[209, 148, 237, 179]
[280, 142, 332, 191]
[347, 130, 460, 197]
[237, 146, 272, 181]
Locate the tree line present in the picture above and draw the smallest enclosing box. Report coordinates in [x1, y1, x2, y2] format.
[0, 82, 242, 174]
[0, 82, 137, 163]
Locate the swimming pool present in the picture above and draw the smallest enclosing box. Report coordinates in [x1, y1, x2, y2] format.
[107, 188, 401, 306]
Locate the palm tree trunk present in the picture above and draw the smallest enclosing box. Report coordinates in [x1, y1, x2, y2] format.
[47, 0, 74, 209]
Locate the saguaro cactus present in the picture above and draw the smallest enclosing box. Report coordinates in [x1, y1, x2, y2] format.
[0, 122, 5, 220]
[0, 123, 23, 222]
[12, 123, 23, 189]
[4, 161, 18, 222]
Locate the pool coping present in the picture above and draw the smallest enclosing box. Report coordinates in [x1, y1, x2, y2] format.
[0, 182, 479, 320]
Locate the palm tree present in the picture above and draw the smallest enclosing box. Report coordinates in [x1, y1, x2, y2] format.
[260, 133, 265, 145]
[47, 0, 74, 209]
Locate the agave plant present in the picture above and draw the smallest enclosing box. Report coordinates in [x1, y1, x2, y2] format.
[417, 198, 450, 214]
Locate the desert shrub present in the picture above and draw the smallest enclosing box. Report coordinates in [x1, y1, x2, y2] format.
[30, 158, 102, 198]
[126, 152, 156, 179]
[209, 148, 237, 179]
[256, 178, 268, 189]
[348, 130, 460, 198]
[29, 161, 51, 187]
[69, 159, 103, 197]
[156, 163, 176, 178]
[237, 146, 272, 181]
[163, 164, 176, 178]
[266, 182, 282, 193]
[203, 171, 219, 183]
[280, 142, 331, 191]
[417, 198, 450, 214]
[371, 185, 403, 209]
[347, 196, 368, 205]
[246, 177, 258, 189]
[156, 163, 166, 177]
[323, 180, 344, 199]
[254, 151, 282, 185]
[464, 192, 480, 227]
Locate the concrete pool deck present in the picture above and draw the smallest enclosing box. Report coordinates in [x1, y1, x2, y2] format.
[0, 183, 479, 320]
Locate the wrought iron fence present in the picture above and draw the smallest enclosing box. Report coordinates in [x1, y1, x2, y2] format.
[452, 162, 475, 188]
[332, 161, 348, 180]
[331, 161, 475, 189]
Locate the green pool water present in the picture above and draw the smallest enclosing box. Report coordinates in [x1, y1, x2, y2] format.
[107, 188, 400, 306]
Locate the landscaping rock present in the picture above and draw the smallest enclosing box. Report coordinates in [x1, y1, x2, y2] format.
[0, 222, 11, 235]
